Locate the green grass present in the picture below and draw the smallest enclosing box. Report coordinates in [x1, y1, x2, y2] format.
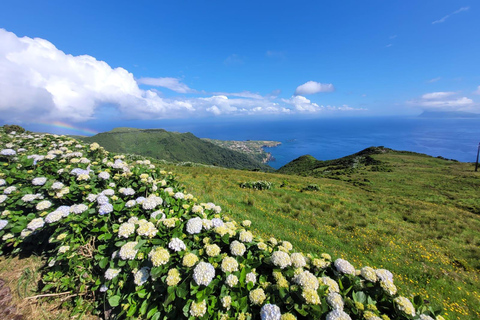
[164, 151, 480, 319]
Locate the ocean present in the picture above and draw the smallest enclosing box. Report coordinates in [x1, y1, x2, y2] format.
[144, 116, 480, 169]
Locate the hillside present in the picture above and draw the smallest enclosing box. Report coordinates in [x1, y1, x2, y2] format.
[171, 150, 480, 319]
[79, 127, 273, 171]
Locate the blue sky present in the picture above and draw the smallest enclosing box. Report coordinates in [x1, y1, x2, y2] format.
[0, 1, 479, 134]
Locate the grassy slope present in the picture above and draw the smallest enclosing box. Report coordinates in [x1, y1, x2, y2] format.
[166, 151, 480, 320]
[80, 128, 273, 171]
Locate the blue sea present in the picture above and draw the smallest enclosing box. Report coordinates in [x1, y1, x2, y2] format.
[135, 116, 480, 169]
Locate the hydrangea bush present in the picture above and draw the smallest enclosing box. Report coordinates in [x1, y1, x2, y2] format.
[0, 129, 445, 320]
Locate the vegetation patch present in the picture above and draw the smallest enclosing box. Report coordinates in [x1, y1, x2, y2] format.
[0, 129, 449, 319]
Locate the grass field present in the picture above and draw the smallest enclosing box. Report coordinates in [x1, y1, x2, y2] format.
[165, 152, 480, 319]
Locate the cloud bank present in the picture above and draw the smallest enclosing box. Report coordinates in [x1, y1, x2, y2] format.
[294, 81, 335, 95]
[0, 29, 357, 123]
[409, 91, 477, 112]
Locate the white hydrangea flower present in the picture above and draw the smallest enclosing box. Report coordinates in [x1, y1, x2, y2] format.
[326, 309, 352, 320]
[321, 277, 340, 293]
[118, 222, 136, 238]
[334, 258, 355, 275]
[0, 195, 7, 203]
[271, 251, 292, 269]
[134, 267, 150, 286]
[98, 172, 110, 180]
[136, 221, 158, 238]
[96, 195, 109, 205]
[291, 252, 307, 268]
[102, 189, 115, 196]
[375, 269, 394, 282]
[0, 179, 5, 186]
[71, 204, 88, 214]
[58, 246, 70, 254]
[119, 242, 138, 260]
[45, 210, 63, 223]
[221, 256, 239, 273]
[51, 182, 65, 190]
[260, 304, 281, 320]
[86, 194, 98, 202]
[173, 192, 184, 199]
[150, 210, 165, 220]
[361, 267, 377, 282]
[211, 218, 224, 227]
[225, 274, 238, 287]
[142, 197, 158, 210]
[21, 194, 38, 202]
[327, 292, 344, 310]
[32, 177, 47, 186]
[186, 217, 203, 234]
[125, 200, 136, 208]
[120, 187, 135, 196]
[193, 262, 215, 286]
[246, 272, 257, 284]
[105, 268, 121, 280]
[0, 149, 16, 156]
[4, 186, 17, 195]
[294, 270, 319, 291]
[168, 238, 186, 252]
[239, 230, 253, 243]
[99, 203, 113, 215]
[27, 218, 45, 231]
[230, 240, 246, 256]
[0, 219, 8, 230]
[394, 296, 416, 317]
[202, 219, 213, 230]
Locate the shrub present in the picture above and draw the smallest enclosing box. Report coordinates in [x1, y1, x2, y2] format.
[239, 181, 273, 190]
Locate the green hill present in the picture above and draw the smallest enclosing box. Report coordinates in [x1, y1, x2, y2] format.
[79, 127, 273, 171]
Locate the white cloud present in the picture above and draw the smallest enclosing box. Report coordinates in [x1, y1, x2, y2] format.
[137, 77, 196, 93]
[0, 29, 356, 122]
[294, 81, 335, 95]
[474, 86, 480, 95]
[427, 77, 442, 83]
[385, 44, 393, 48]
[0, 28, 196, 122]
[432, 6, 469, 24]
[421, 91, 455, 100]
[409, 91, 476, 112]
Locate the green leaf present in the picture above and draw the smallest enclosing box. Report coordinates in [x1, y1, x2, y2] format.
[137, 289, 147, 298]
[140, 299, 149, 315]
[99, 257, 109, 269]
[147, 306, 158, 319]
[108, 295, 121, 307]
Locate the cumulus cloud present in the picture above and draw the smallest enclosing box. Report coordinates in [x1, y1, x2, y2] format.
[409, 91, 476, 112]
[137, 77, 196, 93]
[294, 81, 335, 95]
[432, 6, 469, 24]
[0, 28, 196, 122]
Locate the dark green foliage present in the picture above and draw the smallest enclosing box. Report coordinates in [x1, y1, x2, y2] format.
[3, 124, 26, 134]
[79, 127, 273, 171]
[239, 180, 273, 190]
[302, 184, 320, 191]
